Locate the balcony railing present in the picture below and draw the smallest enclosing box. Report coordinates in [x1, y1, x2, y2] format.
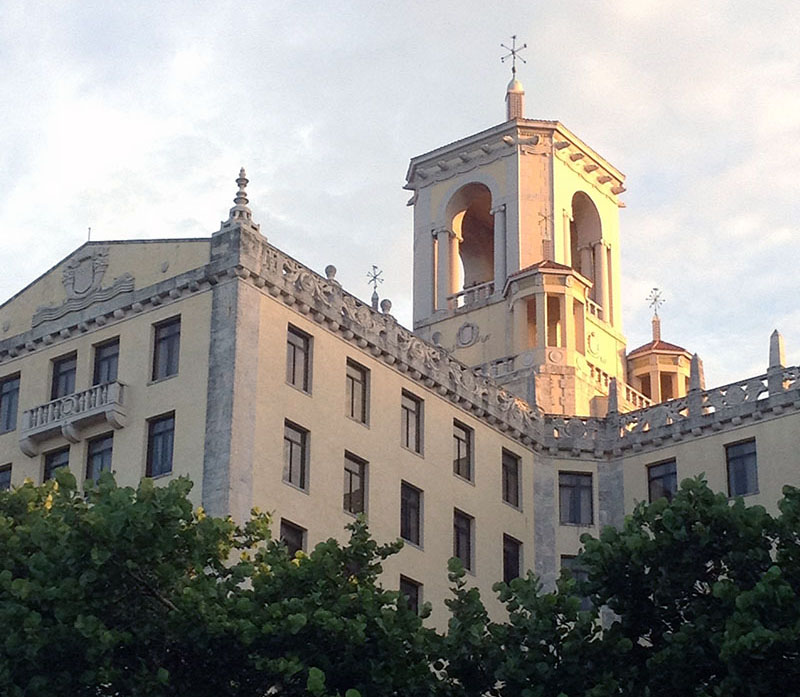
[19, 381, 127, 456]
[586, 298, 603, 321]
[447, 280, 495, 309]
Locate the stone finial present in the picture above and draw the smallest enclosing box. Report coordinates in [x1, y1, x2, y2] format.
[652, 315, 661, 342]
[506, 77, 525, 120]
[769, 329, 786, 369]
[221, 167, 260, 232]
[371, 289, 379, 311]
[325, 265, 338, 283]
[689, 353, 704, 391]
[607, 377, 619, 414]
[380, 298, 392, 314]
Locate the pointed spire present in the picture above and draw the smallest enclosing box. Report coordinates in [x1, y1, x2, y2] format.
[651, 314, 661, 342]
[690, 353, 704, 391]
[221, 167, 260, 232]
[769, 329, 786, 370]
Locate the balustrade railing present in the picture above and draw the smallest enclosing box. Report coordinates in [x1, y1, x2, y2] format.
[447, 280, 495, 309]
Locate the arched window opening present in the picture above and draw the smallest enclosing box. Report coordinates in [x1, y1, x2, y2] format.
[569, 192, 603, 303]
[446, 183, 494, 294]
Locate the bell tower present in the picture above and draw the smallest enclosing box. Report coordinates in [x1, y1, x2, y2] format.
[404, 60, 648, 416]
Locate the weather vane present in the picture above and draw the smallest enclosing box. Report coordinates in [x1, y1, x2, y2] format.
[367, 265, 384, 292]
[646, 288, 665, 316]
[501, 35, 527, 77]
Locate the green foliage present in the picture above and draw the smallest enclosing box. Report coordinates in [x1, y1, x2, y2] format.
[0, 473, 437, 696]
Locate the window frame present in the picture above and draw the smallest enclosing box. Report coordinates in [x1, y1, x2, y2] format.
[502, 449, 521, 508]
[151, 316, 181, 382]
[453, 419, 473, 482]
[647, 458, 678, 502]
[0, 464, 11, 491]
[86, 433, 114, 483]
[93, 337, 120, 386]
[502, 534, 522, 584]
[345, 359, 369, 424]
[280, 518, 306, 556]
[558, 471, 594, 526]
[0, 373, 20, 434]
[561, 555, 592, 611]
[453, 508, 474, 572]
[400, 390, 423, 454]
[400, 481, 422, 547]
[286, 325, 312, 393]
[146, 412, 175, 478]
[44, 446, 70, 481]
[726, 439, 758, 497]
[399, 575, 422, 615]
[51, 352, 77, 400]
[343, 451, 367, 515]
[283, 420, 309, 491]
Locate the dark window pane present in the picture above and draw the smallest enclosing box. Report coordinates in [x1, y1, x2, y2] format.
[453, 421, 472, 480]
[0, 375, 20, 433]
[561, 555, 592, 611]
[152, 318, 181, 381]
[87, 434, 113, 483]
[502, 450, 520, 507]
[346, 360, 368, 423]
[93, 339, 119, 385]
[727, 440, 758, 496]
[343, 453, 366, 514]
[147, 414, 174, 477]
[559, 472, 593, 525]
[400, 482, 421, 545]
[44, 447, 69, 481]
[453, 510, 473, 571]
[401, 391, 422, 453]
[51, 354, 77, 399]
[648, 460, 677, 502]
[283, 422, 308, 490]
[0, 465, 11, 491]
[399, 576, 421, 615]
[280, 519, 305, 556]
[503, 534, 521, 584]
[286, 326, 311, 391]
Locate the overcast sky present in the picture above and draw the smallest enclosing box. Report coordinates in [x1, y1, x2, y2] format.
[1, 1, 798, 387]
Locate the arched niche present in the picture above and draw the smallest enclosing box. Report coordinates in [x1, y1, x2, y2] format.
[569, 191, 602, 296]
[446, 183, 494, 291]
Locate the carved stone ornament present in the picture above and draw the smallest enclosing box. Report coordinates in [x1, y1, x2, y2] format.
[33, 246, 134, 327]
[457, 322, 480, 348]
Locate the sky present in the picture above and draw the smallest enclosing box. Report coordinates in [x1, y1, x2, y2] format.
[1, 0, 798, 387]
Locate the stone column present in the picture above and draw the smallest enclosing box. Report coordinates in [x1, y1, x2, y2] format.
[491, 204, 507, 295]
[579, 245, 593, 284]
[594, 241, 609, 320]
[562, 292, 575, 351]
[435, 228, 453, 311]
[537, 290, 547, 347]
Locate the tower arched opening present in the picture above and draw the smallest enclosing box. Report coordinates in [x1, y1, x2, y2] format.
[569, 192, 602, 301]
[446, 183, 495, 292]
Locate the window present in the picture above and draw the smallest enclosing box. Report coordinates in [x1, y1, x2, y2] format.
[152, 317, 181, 381]
[345, 359, 369, 423]
[283, 421, 309, 490]
[399, 575, 422, 615]
[453, 509, 473, 571]
[0, 464, 11, 491]
[727, 439, 758, 497]
[401, 390, 423, 453]
[44, 447, 69, 481]
[561, 555, 592, 611]
[51, 353, 77, 399]
[453, 420, 473, 481]
[146, 413, 175, 477]
[648, 459, 677, 502]
[0, 374, 20, 433]
[86, 434, 113, 483]
[286, 325, 311, 392]
[559, 472, 593, 525]
[93, 338, 119, 385]
[503, 534, 522, 584]
[280, 519, 306, 556]
[343, 452, 366, 514]
[400, 482, 422, 546]
[502, 450, 521, 507]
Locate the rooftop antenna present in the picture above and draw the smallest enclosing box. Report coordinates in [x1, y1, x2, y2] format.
[367, 265, 384, 311]
[87, 226, 92, 242]
[500, 35, 527, 78]
[646, 287, 665, 342]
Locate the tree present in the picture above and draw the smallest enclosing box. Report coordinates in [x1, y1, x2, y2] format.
[0, 472, 439, 697]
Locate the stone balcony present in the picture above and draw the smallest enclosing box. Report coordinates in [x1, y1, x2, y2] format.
[19, 381, 127, 456]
